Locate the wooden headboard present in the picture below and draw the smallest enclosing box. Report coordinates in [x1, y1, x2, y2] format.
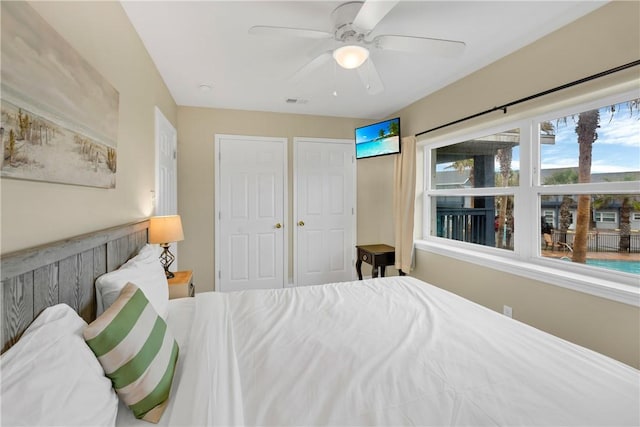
[1, 220, 149, 353]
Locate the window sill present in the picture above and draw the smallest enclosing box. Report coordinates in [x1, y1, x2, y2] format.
[414, 239, 640, 307]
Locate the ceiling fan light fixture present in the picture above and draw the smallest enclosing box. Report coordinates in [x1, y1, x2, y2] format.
[333, 45, 369, 69]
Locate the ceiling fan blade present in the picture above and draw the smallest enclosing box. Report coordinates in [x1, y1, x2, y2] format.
[291, 51, 333, 82]
[357, 58, 384, 95]
[353, 0, 400, 33]
[249, 25, 332, 39]
[374, 34, 466, 57]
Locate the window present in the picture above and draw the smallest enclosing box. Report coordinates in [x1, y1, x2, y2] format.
[595, 212, 617, 223]
[538, 96, 640, 274]
[429, 129, 519, 250]
[542, 210, 555, 227]
[421, 91, 640, 301]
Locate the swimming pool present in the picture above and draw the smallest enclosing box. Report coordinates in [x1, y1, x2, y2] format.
[585, 259, 640, 275]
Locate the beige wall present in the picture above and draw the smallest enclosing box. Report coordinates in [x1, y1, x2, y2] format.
[1, 1, 177, 254]
[176, 108, 369, 291]
[378, 1, 640, 367]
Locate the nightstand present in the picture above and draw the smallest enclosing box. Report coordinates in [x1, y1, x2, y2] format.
[356, 244, 405, 279]
[168, 270, 194, 299]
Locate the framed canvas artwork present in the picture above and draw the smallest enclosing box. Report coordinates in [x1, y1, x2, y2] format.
[1, 2, 119, 188]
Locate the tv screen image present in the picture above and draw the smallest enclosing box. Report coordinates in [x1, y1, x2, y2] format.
[355, 117, 401, 159]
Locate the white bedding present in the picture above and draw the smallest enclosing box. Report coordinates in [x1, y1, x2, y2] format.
[120, 276, 640, 426]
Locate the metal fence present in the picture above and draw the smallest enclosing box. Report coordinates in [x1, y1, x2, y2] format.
[549, 231, 640, 253]
[436, 208, 495, 247]
[436, 207, 639, 253]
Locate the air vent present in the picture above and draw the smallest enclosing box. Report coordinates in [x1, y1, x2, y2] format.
[285, 98, 308, 104]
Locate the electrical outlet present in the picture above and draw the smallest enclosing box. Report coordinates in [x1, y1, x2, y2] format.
[503, 305, 513, 318]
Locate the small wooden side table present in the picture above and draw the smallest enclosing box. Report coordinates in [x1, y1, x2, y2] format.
[168, 270, 194, 299]
[356, 244, 398, 280]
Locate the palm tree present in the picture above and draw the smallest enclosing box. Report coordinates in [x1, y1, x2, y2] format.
[389, 120, 399, 137]
[447, 158, 474, 185]
[540, 121, 555, 135]
[569, 100, 640, 261]
[544, 169, 578, 246]
[572, 109, 599, 263]
[544, 169, 578, 186]
[496, 147, 512, 248]
[593, 176, 640, 252]
[617, 196, 636, 252]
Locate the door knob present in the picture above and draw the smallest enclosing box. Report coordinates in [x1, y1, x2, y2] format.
[298, 220, 305, 227]
[275, 223, 282, 229]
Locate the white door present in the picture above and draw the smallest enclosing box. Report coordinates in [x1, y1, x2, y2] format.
[294, 137, 356, 286]
[154, 108, 179, 268]
[215, 135, 287, 292]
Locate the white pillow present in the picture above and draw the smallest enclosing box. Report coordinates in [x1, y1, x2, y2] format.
[96, 243, 169, 319]
[0, 304, 118, 426]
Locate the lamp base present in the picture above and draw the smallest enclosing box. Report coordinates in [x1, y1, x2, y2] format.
[159, 243, 176, 279]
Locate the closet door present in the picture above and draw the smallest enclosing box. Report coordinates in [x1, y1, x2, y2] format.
[215, 135, 287, 292]
[294, 138, 356, 287]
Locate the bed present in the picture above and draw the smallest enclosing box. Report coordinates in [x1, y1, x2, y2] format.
[1, 221, 639, 426]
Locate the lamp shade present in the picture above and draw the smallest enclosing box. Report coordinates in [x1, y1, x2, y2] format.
[148, 215, 184, 244]
[333, 45, 369, 69]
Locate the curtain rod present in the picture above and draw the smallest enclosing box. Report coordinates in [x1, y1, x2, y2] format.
[415, 59, 640, 138]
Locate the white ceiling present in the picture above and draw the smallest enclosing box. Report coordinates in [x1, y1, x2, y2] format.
[121, 1, 606, 120]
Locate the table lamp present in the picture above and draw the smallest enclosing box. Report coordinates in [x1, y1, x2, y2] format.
[148, 215, 184, 279]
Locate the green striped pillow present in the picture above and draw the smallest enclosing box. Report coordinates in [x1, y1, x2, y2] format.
[84, 282, 179, 423]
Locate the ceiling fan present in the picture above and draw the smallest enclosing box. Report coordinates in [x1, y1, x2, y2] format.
[249, 0, 466, 95]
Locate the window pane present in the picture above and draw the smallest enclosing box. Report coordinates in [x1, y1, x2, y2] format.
[432, 129, 520, 189]
[540, 193, 640, 275]
[433, 195, 514, 250]
[540, 99, 640, 184]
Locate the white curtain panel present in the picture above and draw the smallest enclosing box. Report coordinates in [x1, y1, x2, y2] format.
[393, 135, 416, 273]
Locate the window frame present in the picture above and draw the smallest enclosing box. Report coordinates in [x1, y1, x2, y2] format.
[417, 89, 639, 306]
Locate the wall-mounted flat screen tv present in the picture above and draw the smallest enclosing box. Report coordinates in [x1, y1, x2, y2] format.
[355, 117, 401, 159]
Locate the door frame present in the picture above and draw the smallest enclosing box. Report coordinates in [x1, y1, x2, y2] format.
[293, 137, 357, 286]
[214, 134, 288, 291]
